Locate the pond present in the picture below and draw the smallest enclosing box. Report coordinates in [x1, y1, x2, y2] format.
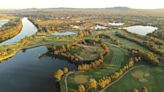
[52, 31, 76, 36]
[126, 25, 158, 35]
[0, 19, 9, 27]
[0, 46, 75, 92]
[0, 17, 38, 45]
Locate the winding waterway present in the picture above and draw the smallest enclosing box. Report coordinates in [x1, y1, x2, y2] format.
[0, 17, 75, 92]
[0, 46, 75, 92]
[0, 17, 38, 45]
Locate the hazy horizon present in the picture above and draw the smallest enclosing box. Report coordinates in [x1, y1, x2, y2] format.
[0, 0, 164, 9]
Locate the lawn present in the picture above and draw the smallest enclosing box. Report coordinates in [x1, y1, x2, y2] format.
[66, 44, 103, 61]
[105, 65, 164, 92]
[65, 41, 129, 92]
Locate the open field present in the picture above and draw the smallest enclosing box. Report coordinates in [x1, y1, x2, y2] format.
[64, 42, 129, 92]
[105, 65, 164, 92]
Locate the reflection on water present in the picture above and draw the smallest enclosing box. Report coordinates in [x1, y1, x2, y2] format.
[0, 17, 38, 45]
[126, 25, 158, 35]
[0, 46, 75, 92]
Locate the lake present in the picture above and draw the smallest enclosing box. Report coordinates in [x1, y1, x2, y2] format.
[126, 25, 158, 35]
[0, 17, 38, 45]
[0, 46, 75, 92]
[0, 19, 9, 27]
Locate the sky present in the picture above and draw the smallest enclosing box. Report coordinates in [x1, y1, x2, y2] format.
[0, 0, 163, 9]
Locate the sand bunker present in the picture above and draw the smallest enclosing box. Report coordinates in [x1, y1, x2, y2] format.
[131, 70, 148, 82]
[74, 75, 89, 84]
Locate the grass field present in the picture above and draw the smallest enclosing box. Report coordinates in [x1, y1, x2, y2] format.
[108, 30, 147, 50]
[65, 41, 129, 92]
[66, 44, 103, 61]
[105, 65, 164, 92]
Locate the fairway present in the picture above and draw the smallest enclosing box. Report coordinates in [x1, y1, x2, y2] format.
[66, 42, 129, 91]
[105, 65, 164, 92]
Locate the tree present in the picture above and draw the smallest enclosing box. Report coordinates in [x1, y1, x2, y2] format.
[88, 79, 97, 90]
[98, 76, 111, 89]
[133, 89, 139, 92]
[78, 84, 86, 92]
[54, 69, 64, 81]
[142, 86, 148, 92]
[128, 58, 135, 68]
[63, 67, 69, 74]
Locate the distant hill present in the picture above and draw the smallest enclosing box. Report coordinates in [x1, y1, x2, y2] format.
[0, 7, 164, 17]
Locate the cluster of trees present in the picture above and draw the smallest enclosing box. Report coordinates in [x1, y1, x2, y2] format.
[124, 29, 163, 46]
[31, 18, 77, 32]
[128, 48, 159, 65]
[0, 19, 23, 42]
[116, 32, 164, 56]
[78, 79, 97, 92]
[146, 36, 164, 46]
[78, 58, 104, 71]
[78, 84, 86, 92]
[49, 40, 82, 63]
[77, 30, 91, 38]
[148, 29, 164, 40]
[54, 67, 69, 81]
[49, 38, 108, 65]
[98, 58, 135, 89]
[131, 86, 148, 92]
[99, 34, 121, 45]
[77, 40, 109, 71]
[77, 58, 136, 91]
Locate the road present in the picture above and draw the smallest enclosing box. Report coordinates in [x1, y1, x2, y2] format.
[64, 71, 75, 92]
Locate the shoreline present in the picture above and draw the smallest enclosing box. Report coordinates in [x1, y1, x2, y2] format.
[0, 51, 17, 61]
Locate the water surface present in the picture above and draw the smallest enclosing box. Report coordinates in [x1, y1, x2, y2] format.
[0, 19, 9, 27]
[0, 46, 75, 92]
[0, 18, 37, 45]
[126, 25, 158, 35]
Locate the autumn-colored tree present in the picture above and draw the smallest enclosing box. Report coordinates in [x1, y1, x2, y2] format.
[88, 79, 97, 90]
[54, 69, 64, 81]
[133, 88, 139, 92]
[98, 76, 111, 89]
[142, 86, 148, 92]
[128, 58, 135, 68]
[78, 84, 86, 92]
[112, 71, 120, 79]
[63, 67, 69, 74]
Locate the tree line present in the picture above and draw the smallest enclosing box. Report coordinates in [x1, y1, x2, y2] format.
[116, 32, 164, 56]
[77, 57, 137, 92]
[0, 19, 23, 42]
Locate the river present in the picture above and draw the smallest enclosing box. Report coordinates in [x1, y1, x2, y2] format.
[0, 46, 75, 92]
[0, 17, 75, 92]
[0, 17, 38, 45]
